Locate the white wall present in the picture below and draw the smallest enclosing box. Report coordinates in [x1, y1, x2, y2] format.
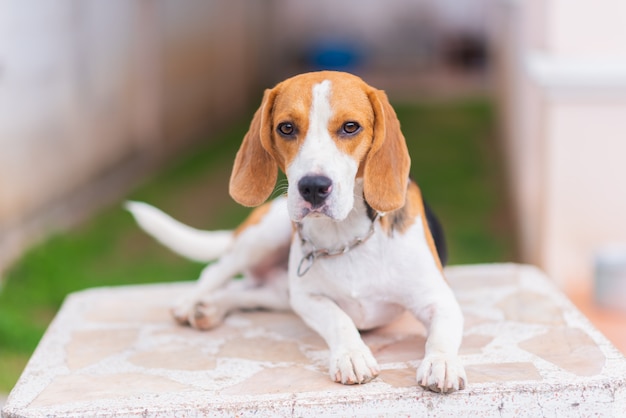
[0, 0, 263, 274]
[494, 0, 626, 289]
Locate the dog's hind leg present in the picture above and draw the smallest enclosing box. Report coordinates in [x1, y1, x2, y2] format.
[171, 252, 249, 327]
[187, 270, 290, 329]
[172, 198, 292, 329]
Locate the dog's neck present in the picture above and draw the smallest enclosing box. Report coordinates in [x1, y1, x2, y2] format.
[297, 179, 377, 252]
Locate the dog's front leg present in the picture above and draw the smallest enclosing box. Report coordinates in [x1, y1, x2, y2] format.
[290, 289, 380, 384]
[411, 282, 467, 394]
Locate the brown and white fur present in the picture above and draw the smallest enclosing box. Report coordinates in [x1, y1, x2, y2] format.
[127, 71, 466, 393]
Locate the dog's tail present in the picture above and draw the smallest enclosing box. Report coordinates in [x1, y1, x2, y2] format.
[125, 201, 234, 263]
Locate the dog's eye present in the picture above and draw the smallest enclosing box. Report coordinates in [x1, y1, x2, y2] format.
[341, 122, 361, 135]
[277, 122, 296, 137]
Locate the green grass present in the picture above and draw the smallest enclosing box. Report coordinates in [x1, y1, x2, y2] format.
[396, 99, 516, 263]
[0, 97, 515, 392]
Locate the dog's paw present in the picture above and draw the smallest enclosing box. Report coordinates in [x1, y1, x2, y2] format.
[330, 347, 380, 385]
[171, 300, 225, 330]
[416, 354, 466, 394]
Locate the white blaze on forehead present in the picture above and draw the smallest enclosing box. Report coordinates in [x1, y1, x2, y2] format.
[290, 79, 339, 173]
[308, 80, 333, 140]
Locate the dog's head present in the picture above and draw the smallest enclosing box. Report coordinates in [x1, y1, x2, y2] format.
[229, 71, 410, 222]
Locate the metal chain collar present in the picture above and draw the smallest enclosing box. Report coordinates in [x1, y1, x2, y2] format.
[295, 214, 379, 277]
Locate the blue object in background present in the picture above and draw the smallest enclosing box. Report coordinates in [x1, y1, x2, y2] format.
[307, 40, 365, 72]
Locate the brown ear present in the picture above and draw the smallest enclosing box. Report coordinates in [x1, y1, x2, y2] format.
[229, 89, 278, 207]
[363, 89, 411, 213]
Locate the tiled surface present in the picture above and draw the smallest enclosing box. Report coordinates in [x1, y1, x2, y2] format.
[567, 284, 626, 356]
[3, 264, 626, 417]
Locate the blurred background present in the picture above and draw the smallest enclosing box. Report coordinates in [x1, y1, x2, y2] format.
[1, 0, 625, 394]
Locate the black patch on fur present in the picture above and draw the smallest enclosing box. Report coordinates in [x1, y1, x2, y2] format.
[387, 206, 410, 234]
[424, 201, 448, 266]
[363, 191, 448, 266]
[365, 200, 378, 222]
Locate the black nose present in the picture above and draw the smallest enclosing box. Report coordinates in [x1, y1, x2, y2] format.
[298, 175, 332, 207]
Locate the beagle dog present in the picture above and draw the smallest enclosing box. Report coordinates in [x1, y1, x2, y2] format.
[127, 71, 466, 393]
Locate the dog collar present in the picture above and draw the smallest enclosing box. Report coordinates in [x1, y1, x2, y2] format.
[296, 214, 379, 277]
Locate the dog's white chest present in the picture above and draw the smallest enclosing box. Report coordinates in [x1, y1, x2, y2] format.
[342, 252, 409, 325]
[291, 232, 415, 330]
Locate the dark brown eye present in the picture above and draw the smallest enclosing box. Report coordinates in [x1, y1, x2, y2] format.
[342, 122, 360, 135]
[277, 122, 295, 137]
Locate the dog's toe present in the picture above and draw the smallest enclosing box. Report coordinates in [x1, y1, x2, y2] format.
[170, 305, 190, 326]
[171, 295, 200, 327]
[188, 301, 225, 330]
[416, 354, 466, 394]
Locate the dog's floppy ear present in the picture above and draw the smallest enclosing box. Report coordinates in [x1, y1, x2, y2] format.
[229, 88, 278, 207]
[363, 89, 411, 213]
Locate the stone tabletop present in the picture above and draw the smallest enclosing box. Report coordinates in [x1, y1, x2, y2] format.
[3, 264, 626, 417]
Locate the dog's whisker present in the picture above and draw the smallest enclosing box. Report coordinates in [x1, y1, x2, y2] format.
[271, 181, 289, 198]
